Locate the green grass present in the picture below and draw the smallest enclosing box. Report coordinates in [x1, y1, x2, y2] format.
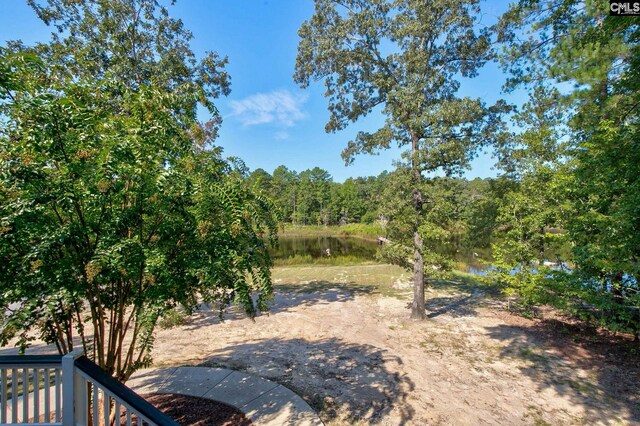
[272, 263, 411, 299]
[271, 264, 487, 300]
[280, 223, 384, 240]
[273, 254, 381, 267]
[429, 270, 499, 296]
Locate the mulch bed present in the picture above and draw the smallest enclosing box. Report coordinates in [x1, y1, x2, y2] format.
[138, 393, 252, 426]
[29, 393, 251, 426]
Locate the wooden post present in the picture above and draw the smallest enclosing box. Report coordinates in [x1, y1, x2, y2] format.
[62, 350, 84, 426]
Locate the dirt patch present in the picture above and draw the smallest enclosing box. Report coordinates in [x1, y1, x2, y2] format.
[149, 266, 639, 425]
[8, 265, 639, 425]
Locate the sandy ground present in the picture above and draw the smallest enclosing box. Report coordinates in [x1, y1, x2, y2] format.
[2, 264, 638, 425]
[148, 265, 639, 426]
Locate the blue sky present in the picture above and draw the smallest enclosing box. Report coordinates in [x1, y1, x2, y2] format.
[0, 0, 516, 182]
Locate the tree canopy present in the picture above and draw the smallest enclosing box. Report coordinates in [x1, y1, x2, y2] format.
[489, 0, 639, 336]
[295, 0, 507, 318]
[0, 0, 277, 380]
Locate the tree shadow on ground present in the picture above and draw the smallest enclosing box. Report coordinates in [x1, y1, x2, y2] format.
[183, 273, 495, 329]
[485, 319, 640, 423]
[198, 337, 415, 424]
[426, 295, 477, 318]
[180, 282, 373, 330]
[0, 342, 55, 356]
[423, 276, 500, 319]
[426, 276, 502, 318]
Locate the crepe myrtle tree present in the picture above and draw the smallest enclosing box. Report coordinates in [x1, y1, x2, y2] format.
[0, 0, 278, 381]
[295, 0, 507, 318]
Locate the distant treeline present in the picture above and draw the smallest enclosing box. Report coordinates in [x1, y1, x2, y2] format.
[246, 165, 504, 249]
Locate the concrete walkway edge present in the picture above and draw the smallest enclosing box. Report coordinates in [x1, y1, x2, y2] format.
[127, 367, 324, 426]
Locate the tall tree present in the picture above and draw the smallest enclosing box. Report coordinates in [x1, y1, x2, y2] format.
[272, 165, 298, 223]
[489, 85, 572, 309]
[0, 0, 277, 380]
[295, 0, 506, 318]
[247, 168, 274, 194]
[496, 1, 639, 335]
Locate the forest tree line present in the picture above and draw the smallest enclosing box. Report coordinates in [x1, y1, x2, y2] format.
[246, 166, 502, 249]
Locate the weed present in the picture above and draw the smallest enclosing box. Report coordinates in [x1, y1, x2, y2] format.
[523, 406, 552, 426]
[157, 308, 187, 329]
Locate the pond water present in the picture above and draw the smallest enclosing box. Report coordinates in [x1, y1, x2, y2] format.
[271, 236, 378, 261]
[272, 235, 492, 274]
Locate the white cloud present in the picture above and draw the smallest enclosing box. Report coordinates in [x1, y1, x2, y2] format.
[229, 90, 307, 127]
[274, 131, 290, 140]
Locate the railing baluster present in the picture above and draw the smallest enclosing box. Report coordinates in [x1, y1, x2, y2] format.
[115, 400, 121, 426]
[12, 368, 18, 424]
[78, 374, 89, 426]
[54, 369, 61, 423]
[1, 354, 177, 426]
[34, 368, 40, 423]
[1, 369, 7, 424]
[44, 368, 51, 423]
[93, 382, 99, 426]
[103, 389, 110, 426]
[22, 368, 28, 423]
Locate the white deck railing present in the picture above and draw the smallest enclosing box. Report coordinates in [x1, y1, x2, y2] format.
[0, 352, 178, 426]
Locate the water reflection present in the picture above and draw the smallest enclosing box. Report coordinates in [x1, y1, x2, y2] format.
[272, 236, 493, 274]
[271, 236, 378, 261]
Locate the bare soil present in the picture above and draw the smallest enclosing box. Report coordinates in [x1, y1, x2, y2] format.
[150, 265, 640, 425]
[6, 264, 639, 425]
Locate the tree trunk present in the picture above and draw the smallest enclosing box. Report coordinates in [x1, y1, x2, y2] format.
[411, 229, 425, 319]
[410, 131, 426, 319]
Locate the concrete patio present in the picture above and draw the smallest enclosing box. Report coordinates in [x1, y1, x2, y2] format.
[127, 366, 323, 426]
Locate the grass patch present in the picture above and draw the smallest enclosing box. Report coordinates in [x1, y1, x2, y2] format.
[430, 271, 500, 297]
[272, 264, 412, 299]
[523, 406, 552, 426]
[273, 280, 373, 295]
[432, 271, 482, 290]
[420, 331, 468, 356]
[273, 254, 381, 267]
[280, 223, 383, 240]
[517, 347, 551, 366]
[271, 264, 489, 301]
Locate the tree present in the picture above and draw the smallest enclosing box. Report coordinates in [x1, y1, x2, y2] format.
[496, 0, 639, 336]
[271, 165, 298, 223]
[309, 167, 333, 226]
[295, 0, 506, 318]
[462, 177, 503, 249]
[247, 168, 274, 194]
[488, 85, 572, 309]
[0, 0, 278, 381]
[333, 178, 364, 225]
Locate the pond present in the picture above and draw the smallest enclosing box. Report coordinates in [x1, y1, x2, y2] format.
[271, 236, 378, 262]
[272, 235, 492, 274]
